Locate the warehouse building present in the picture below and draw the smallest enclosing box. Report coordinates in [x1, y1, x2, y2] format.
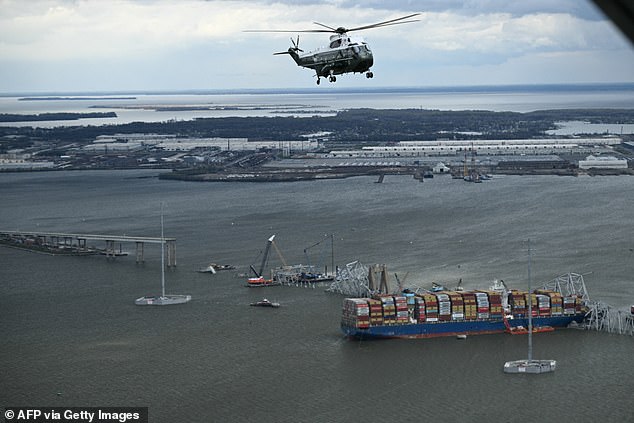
[328, 138, 621, 158]
[578, 155, 628, 169]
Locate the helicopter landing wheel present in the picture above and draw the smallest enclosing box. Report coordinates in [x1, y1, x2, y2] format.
[329, 76, 337, 83]
[316, 78, 321, 85]
[366, 71, 374, 79]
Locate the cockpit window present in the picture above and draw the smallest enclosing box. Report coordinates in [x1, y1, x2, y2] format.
[330, 39, 342, 49]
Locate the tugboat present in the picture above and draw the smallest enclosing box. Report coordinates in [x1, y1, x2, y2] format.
[250, 298, 280, 308]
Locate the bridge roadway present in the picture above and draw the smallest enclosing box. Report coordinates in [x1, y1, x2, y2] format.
[0, 230, 177, 266]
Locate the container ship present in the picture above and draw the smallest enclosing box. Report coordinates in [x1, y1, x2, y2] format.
[341, 288, 587, 339]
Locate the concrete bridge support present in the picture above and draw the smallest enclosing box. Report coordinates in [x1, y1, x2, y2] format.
[136, 242, 144, 264]
[166, 240, 176, 267]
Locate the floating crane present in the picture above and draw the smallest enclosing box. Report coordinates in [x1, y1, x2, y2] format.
[247, 235, 285, 287]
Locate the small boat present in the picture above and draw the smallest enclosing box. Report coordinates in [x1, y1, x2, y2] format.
[246, 276, 281, 287]
[250, 298, 280, 308]
[431, 282, 445, 292]
[456, 334, 467, 340]
[99, 250, 129, 257]
[135, 294, 191, 306]
[504, 359, 556, 374]
[197, 263, 235, 274]
[506, 324, 554, 335]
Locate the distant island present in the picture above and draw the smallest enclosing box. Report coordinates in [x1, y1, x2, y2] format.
[2, 107, 633, 141]
[18, 97, 136, 101]
[0, 112, 117, 122]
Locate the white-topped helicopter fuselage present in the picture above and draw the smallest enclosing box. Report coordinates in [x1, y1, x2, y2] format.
[287, 34, 374, 84]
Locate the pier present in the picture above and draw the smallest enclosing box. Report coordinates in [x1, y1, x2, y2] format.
[0, 230, 177, 266]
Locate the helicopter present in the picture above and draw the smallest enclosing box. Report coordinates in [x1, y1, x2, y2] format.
[245, 13, 420, 85]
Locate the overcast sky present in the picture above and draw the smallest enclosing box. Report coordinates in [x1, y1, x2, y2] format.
[1, 0, 633, 93]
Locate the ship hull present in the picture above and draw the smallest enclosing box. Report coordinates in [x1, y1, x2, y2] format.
[341, 315, 584, 339]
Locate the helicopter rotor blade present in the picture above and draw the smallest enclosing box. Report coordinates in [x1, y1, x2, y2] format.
[312, 21, 338, 31]
[344, 13, 421, 32]
[243, 13, 421, 35]
[243, 29, 332, 33]
[347, 19, 420, 32]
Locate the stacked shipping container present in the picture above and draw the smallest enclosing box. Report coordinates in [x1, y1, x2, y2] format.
[342, 299, 369, 329]
[380, 296, 396, 325]
[536, 289, 563, 316]
[367, 298, 383, 326]
[448, 291, 464, 321]
[487, 291, 503, 318]
[437, 293, 451, 321]
[342, 290, 583, 329]
[394, 295, 409, 324]
[462, 292, 477, 320]
[564, 295, 577, 315]
[423, 294, 439, 322]
[475, 292, 490, 319]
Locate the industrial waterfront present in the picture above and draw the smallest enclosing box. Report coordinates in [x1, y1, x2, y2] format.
[1, 169, 633, 422]
[2, 86, 634, 178]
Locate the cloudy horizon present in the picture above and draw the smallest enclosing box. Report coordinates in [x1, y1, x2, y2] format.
[1, 0, 633, 93]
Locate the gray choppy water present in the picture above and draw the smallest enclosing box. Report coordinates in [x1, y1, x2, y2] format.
[1, 170, 633, 422]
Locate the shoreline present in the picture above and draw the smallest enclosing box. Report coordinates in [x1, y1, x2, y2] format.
[158, 165, 634, 182]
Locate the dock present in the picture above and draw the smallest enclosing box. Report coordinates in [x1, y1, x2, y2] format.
[0, 230, 177, 266]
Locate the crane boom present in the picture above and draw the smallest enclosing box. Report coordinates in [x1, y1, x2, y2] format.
[257, 235, 276, 277]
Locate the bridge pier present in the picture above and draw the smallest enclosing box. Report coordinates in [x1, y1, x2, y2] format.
[136, 242, 144, 263]
[105, 240, 115, 259]
[166, 240, 176, 267]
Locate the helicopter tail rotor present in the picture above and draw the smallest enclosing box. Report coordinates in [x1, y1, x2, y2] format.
[291, 35, 303, 52]
[274, 36, 302, 59]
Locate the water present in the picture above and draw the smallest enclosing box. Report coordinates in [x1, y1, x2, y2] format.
[2, 84, 634, 128]
[1, 170, 633, 422]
